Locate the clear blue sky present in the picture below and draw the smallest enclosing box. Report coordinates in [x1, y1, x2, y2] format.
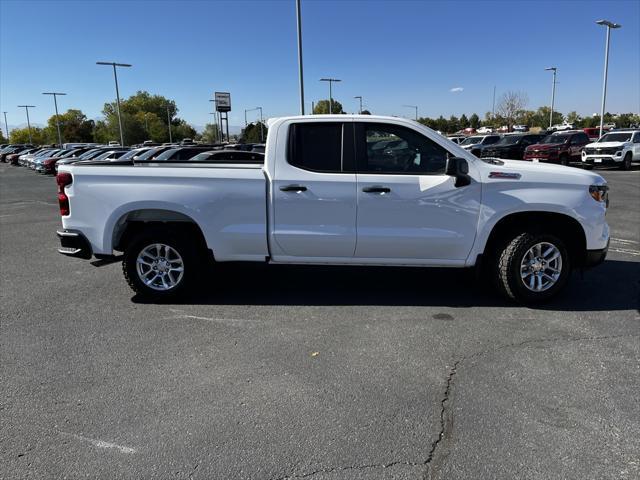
[1, 0, 638, 129]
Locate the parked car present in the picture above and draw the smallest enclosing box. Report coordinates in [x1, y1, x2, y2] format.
[583, 127, 611, 141]
[54, 147, 126, 172]
[550, 123, 575, 132]
[459, 134, 501, 156]
[523, 131, 590, 165]
[132, 146, 176, 162]
[251, 144, 266, 153]
[476, 126, 494, 134]
[6, 147, 39, 165]
[33, 149, 69, 172]
[25, 149, 61, 168]
[146, 146, 218, 162]
[447, 135, 466, 144]
[463, 127, 476, 135]
[481, 133, 546, 160]
[1, 145, 33, 162]
[581, 129, 640, 170]
[56, 114, 610, 304]
[512, 125, 529, 132]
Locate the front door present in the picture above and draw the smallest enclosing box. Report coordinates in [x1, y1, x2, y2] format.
[354, 122, 481, 263]
[271, 121, 357, 259]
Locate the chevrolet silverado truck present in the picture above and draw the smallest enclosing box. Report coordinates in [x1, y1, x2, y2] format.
[56, 115, 610, 303]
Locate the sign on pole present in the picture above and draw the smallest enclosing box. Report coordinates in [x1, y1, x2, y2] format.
[215, 92, 231, 112]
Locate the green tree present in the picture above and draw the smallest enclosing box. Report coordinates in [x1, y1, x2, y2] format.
[459, 114, 469, 128]
[240, 122, 268, 143]
[9, 127, 49, 145]
[200, 123, 221, 143]
[44, 109, 95, 144]
[448, 115, 460, 133]
[0, 132, 7, 144]
[469, 113, 480, 129]
[566, 111, 580, 125]
[172, 121, 197, 142]
[313, 99, 344, 114]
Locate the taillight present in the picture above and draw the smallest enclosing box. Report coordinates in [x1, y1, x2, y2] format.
[56, 172, 73, 216]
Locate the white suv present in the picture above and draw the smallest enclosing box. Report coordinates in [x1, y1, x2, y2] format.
[582, 130, 640, 170]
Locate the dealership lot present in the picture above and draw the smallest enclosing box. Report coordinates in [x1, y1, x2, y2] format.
[1, 164, 638, 479]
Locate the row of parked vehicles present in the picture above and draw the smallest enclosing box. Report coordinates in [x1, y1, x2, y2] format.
[446, 128, 640, 170]
[0, 141, 266, 174]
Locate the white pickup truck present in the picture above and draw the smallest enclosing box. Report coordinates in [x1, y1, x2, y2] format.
[56, 115, 610, 303]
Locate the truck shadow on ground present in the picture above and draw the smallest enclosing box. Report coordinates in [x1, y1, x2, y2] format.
[132, 259, 639, 312]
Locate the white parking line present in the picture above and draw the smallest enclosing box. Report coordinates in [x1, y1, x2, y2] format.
[611, 237, 639, 245]
[60, 432, 137, 454]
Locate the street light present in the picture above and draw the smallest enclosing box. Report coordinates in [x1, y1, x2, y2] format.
[354, 96, 363, 114]
[403, 105, 418, 121]
[544, 67, 557, 129]
[296, 0, 305, 115]
[96, 61, 132, 146]
[42, 92, 66, 147]
[595, 19, 621, 138]
[320, 78, 341, 114]
[2, 112, 9, 140]
[17, 105, 35, 144]
[209, 98, 223, 142]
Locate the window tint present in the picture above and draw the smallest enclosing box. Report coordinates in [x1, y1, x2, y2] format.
[484, 135, 500, 144]
[288, 123, 342, 172]
[360, 123, 448, 174]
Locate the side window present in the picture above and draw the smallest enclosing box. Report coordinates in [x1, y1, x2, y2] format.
[485, 135, 499, 145]
[634, 133, 640, 143]
[288, 122, 342, 172]
[359, 123, 448, 174]
[521, 137, 534, 146]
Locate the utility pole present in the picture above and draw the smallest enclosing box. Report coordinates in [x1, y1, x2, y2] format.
[3, 111, 9, 140]
[17, 105, 35, 144]
[544, 67, 557, 129]
[492, 86, 496, 119]
[96, 61, 132, 146]
[166, 104, 173, 143]
[354, 96, 363, 114]
[403, 105, 418, 121]
[596, 19, 621, 138]
[42, 92, 67, 147]
[320, 78, 341, 114]
[296, 0, 305, 114]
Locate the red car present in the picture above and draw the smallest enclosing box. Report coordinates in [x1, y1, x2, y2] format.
[523, 131, 590, 165]
[583, 127, 610, 142]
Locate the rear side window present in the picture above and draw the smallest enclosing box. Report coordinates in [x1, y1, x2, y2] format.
[288, 123, 342, 172]
[484, 135, 500, 144]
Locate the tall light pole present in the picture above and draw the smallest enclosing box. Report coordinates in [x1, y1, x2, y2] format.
[42, 92, 66, 147]
[545, 67, 557, 129]
[96, 61, 132, 146]
[491, 86, 496, 119]
[17, 105, 35, 144]
[320, 78, 341, 114]
[354, 96, 363, 114]
[403, 105, 418, 121]
[296, 0, 305, 115]
[2, 112, 9, 140]
[166, 104, 173, 143]
[596, 19, 621, 138]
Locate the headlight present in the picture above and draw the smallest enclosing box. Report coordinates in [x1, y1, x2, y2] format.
[616, 151, 622, 156]
[589, 185, 609, 204]
[582, 151, 586, 158]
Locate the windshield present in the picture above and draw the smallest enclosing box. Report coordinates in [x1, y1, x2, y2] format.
[154, 148, 181, 161]
[599, 132, 632, 142]
[460, 136, 482, 145]
[541, 135, 569, 144]
[190, 152, 213, 162]
[119, 148, 148, 160]
[77, 148, 103, 159]
[496, 135, 522, 145]
[136, 147, 170, 161]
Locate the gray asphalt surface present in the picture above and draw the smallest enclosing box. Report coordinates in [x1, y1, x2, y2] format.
[1, 162, 638, 479]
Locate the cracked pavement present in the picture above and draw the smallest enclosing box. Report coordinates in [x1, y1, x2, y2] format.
[1, 164, 639, 479]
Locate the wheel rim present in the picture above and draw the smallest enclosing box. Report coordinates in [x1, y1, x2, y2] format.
[520, 242, 563, 292]
[136, 243, 185, 291]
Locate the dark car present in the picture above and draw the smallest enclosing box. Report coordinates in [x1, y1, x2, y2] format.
[188, 150, 265, 163]
[133, 146, 175, 162]
[481, 133, 546, 160]
[1, 145, 33, 162]
[6, 147, 39, 164]
[54, 147, 129, 172]
[523, 131, 590, 165]
[146, 146, 219, 162]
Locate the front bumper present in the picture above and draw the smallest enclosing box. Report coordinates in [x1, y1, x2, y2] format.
[57, 229, 92, 259]
[583, 239, 609, 268]
[581, 155, 620, 166]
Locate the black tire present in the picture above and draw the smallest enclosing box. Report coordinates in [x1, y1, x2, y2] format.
[559, 154, 569, 166]
[495, 232, 571, 304]
[122, 227, 201, 299]
[621, 152, 632, 171]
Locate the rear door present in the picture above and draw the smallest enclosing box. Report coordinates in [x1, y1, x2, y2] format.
[271, 121, 357, 259]
[354, 121, 481, 263]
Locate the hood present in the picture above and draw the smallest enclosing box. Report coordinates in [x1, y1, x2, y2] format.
[527, 143, 563, 151]
[585, 141, 629, 148]
[480, 158, 605, 186]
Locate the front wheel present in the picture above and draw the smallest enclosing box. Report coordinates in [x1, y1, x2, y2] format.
[123, 229, 199, 299]
[495, 233, 571, 303]
[559, 154, 569, 166]
[620, 152, 632, 171]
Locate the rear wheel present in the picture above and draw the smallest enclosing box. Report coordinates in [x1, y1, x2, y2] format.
[621, 152, 632, 170]
[123, 228, 200, 299]
[495, 232, 571, 303]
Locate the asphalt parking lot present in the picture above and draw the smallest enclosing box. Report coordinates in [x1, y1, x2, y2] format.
[1, 163, 639, 480]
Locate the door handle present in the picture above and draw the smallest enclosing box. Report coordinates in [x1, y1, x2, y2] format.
[280, 184, 307, 192]
[362, 186, 391, 193]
